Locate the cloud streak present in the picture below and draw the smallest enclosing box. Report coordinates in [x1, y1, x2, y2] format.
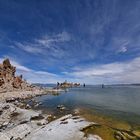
[13, 31, 71, 55]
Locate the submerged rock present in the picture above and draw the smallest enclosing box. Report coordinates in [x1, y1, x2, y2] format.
[57, 105, 66, 110]
[73, 108, 80, 115]
[133, 130, 140, 138]
[47, 114, 56, 122]
[114, 130, 137, 140]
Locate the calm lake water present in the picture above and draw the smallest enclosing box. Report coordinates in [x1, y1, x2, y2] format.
[34, 85, 140, 124]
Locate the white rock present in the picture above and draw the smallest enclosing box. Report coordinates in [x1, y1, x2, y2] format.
[16, 107, 41, 122]
[0, 124, 32, 140]
[0, 132, 10, 140]
[25, 114, 102, 140]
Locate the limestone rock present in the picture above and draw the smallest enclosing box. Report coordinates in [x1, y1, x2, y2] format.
[0, 58, 35, 92]
[12, 75, 23, 89]
[0, 124, 32, 140]
[25, 114, 102, 140]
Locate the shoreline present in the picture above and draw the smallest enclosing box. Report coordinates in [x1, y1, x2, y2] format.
[0, 89, 140, 140]
[0, 88, 64, 102]
[0, 89, 103, 140]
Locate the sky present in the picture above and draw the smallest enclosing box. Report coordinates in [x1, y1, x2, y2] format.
[0, 0, 140, 84]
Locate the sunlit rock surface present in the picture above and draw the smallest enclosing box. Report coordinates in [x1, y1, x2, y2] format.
[25, 114, 102, 140]
[0, 58, 37, 92]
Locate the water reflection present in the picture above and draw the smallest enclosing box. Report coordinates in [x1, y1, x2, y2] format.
[35, 85, 140, 123]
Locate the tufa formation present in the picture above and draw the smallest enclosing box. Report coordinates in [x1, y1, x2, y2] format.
[0, 58, 33, 92]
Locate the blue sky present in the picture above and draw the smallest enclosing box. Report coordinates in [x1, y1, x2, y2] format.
[0, 0, 140, 84]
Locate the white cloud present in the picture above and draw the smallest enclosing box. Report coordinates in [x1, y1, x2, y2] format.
[67, 56, 140, 84]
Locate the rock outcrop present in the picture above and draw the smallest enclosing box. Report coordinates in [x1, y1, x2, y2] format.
[56, 81, 80, 89]
[0, 58, 33, 92]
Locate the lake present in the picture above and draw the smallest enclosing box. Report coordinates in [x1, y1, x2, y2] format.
[34, 85, 140, 125]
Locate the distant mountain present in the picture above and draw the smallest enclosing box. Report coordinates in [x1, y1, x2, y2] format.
[32, 83, 56, 88]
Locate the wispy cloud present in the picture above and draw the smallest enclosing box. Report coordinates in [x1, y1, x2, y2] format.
[36, 31, 71, 47]
[13, 42, 43, 54]
[12, 31, 71, 55]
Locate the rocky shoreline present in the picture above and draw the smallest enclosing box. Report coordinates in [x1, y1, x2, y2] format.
[1, 89, 140, 140]
[0, 90, 103, 140]
[0, 88, 63, 102]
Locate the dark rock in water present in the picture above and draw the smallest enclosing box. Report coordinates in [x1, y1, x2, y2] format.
[52, 92, 60, 96]
[57, 105, 66, 110]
